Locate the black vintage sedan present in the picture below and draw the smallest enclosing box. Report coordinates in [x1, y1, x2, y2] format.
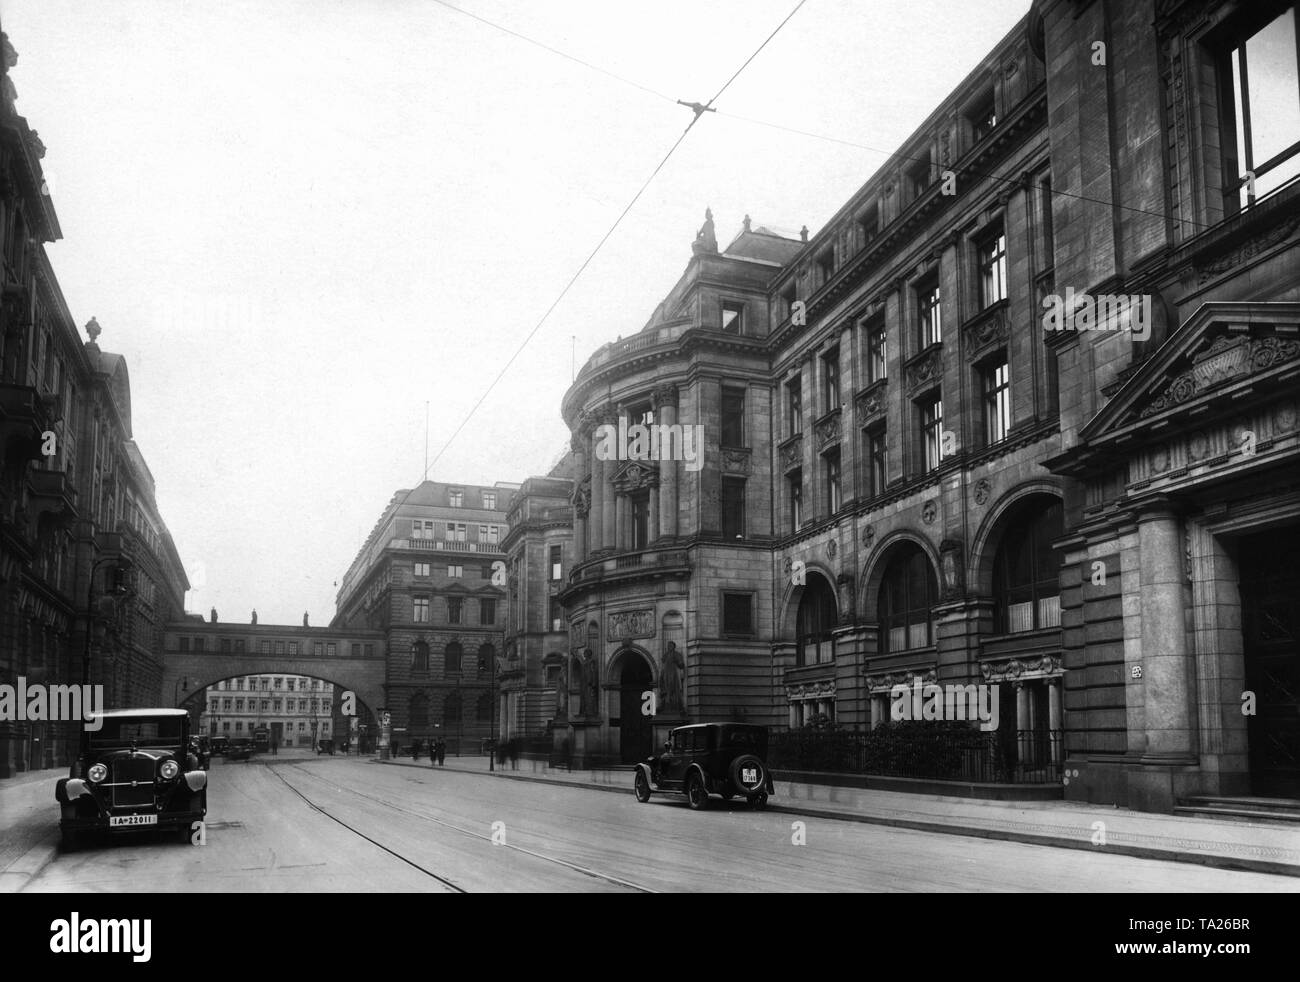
[55, 708, 208, 850]
[633, 723, 774, 810]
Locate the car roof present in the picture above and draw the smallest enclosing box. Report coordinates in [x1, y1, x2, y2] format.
[88, 708, 188, 719]
[671, 722, 766, 732]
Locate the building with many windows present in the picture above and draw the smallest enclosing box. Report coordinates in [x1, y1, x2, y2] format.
[198, 674, 336, 749]
[551, 0, 1300, 810]
[332, 481, 517, 751]
[0, 20, 189, 777]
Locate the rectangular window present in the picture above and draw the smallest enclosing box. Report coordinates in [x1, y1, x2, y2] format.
[787, 378, 802, 435]
[978, 230, 1008, 308]
[273, 700, 281, 712]
[631, 492, 650, 550]
[289, 642, 298, 656]
[275, 641, 285, 656]
[483, 491, 496, 509]
[824, 450, 842, 514]
[313, 643, 323, 658]
[720, 300, 744, 334]
[867, 427, 887, 497]
[721, 478, 746, 540]
[983, 360, 1011, 445]
[866, 318, 887, 383]
[414, 562, 431, 577]
[789, 471, 803, 532]
[449, 490, 463, 507]
[479, 598, 496, 625]
[549, 545, 562, 581]
[722, 592, 755, 635]
[918, 281, 942, 348]
[970, 92, 997, 142]
[447, 564, 463, 578]
[194, 638, 205, 653]
[816, 246, 834, 286]
[822, 349, 840, 411]
[921, 396, 945, 473]
[412, 519, 435, 539]
[1223, 6, 1300, 208]
[364, 644, 374, 657]
[287, 679, 295, 692]
[780, 282, 797, 322]
[549, 596, 563, 631]
[235, 639, 245, 654]
[858, 202, 879, 245]
[448, 522, 467, 541]
[447, 597, 463, 624]
[274, 678, 283, 689]
[180, 637, 189, 653]
[908, 148, 934, 199]
[235, 699, 244, 712]
[413, 597, 430, 622]
[351, 643, 360, 657]
[223, 699, 232, 711]
[480, 565, 493, 580]
[221, 638, 231, 653]
[721, 388, 745, 447]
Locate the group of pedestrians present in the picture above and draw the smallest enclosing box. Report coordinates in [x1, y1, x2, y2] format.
[391, 737, 446, 765]
[494, 737, 521, 770]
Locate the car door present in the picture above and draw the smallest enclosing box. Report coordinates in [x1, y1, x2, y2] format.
[658, 729, 689, 788]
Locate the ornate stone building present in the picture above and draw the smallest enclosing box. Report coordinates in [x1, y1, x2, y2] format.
[554, 0, 1300, 810]
[0, 21, 188, 777]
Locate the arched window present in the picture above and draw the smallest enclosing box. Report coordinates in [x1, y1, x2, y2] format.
[444, 641, 462, 675]
[409, 692, 428, 729]
[411, 641, 429, 673]
[994, 498, 1063, 633]
[879, 543, 938, 652]
[476, 692, 492, 723]
[796, 574, 838, 666]
[443, 691, 461, 725]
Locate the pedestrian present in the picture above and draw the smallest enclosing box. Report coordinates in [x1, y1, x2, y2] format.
[412, 739, 421, 761]
[390, 738, 399, 760]
[508, 737, 519, 771]
[436, 738, 446, 766]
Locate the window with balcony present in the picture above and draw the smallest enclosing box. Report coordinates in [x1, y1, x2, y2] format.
[994, 498, 1063, 633]
[879, 543, 938, 652]
[796, 574, 837, 666]
[447, 522, 467, 542]
[1220, 4, 1300, 209]
[721, 388, 745, 447]
[412, 519, 434, 539]
[721, 300, 744, 334]
[982, 358, 1011, 446]
[721, 478, 746, 540]
[920, 395, 944, 473]
[978, 229, 1008, 308]
[917, 280, 942, 348]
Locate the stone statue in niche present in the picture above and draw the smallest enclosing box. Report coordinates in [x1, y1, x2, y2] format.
[556, 658, 569, 717]
[659, 641, 685, 713]
[582, 648, 599, 716]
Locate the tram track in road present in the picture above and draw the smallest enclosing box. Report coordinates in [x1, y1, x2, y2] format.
[272, 761, 658, 893]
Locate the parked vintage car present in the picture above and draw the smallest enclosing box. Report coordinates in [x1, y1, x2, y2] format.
[633, 723, 774, 810]
[55, 708, 208, 850]
[210, 735, 230, 756]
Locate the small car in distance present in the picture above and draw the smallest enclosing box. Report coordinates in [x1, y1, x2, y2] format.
[633, 723, 774, 810]
[55, 708, 208, 850]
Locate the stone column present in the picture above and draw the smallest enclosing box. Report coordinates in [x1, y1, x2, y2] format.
[571, 430, 588, 563]
[654, 384, 679, 539]
[647, 481, 659, 548]
[615, 492, 628, 552]
[589, 421, 605, 553]
[600, 407, 617, 550]
[1137, 502, 1196, 762]
[1047, 677, 1063, 764]
[1015, 681, 1031, 768]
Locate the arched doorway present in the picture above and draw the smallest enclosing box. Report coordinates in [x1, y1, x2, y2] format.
[618, 653, 653, 764]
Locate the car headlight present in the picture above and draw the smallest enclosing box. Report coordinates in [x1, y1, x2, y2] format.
[160, 760, 180, 780]
[87, 763, 108, 784]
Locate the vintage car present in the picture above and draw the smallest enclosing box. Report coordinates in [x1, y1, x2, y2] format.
[210, 735, 230, 756]
[633, 722, 774, 810]
[226, 739, 253, 761]
[55, 708, 208, 850]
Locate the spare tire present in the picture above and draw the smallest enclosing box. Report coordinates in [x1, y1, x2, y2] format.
[729, 755, 767, 795]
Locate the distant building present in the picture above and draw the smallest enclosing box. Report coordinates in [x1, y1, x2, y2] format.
[198, 673, 335, 749]
[332, 481, 517, 751]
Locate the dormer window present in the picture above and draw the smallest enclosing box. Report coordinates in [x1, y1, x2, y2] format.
[858, 202, 880, 247]
[907, 148, 934, 200]
[970, 90, 997, 143]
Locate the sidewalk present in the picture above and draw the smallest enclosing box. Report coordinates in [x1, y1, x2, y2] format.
[381, 754, 1300, 879]
[0, 767, 62, 892]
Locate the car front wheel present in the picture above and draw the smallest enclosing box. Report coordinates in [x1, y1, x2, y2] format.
[634, 769, 651, 803]
[686, 773, 709, 810]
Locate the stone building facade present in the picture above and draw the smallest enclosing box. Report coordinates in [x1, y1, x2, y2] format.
[332, 481, 517, 751]
[552, 0, 1300, 810]
[0, 21, 188, 777]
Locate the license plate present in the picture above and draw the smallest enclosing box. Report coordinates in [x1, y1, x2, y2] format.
[742, 768, 757, 784]
[109, 813, 157, 828]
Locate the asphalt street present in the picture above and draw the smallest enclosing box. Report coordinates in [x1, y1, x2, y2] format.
[21, 757, 1300, 892]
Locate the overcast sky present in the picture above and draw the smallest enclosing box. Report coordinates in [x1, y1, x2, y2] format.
[4, 0, 1029, 624]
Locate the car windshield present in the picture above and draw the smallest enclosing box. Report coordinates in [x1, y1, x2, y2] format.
[88, 717, 183, 750]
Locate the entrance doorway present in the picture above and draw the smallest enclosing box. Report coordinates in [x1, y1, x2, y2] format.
[1240, 527, 1300, 798]
[618, 655, 653, 764]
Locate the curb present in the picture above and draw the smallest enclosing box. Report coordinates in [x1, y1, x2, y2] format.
[0, 835, 59, 894]
[372, 758, 1300, 880]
